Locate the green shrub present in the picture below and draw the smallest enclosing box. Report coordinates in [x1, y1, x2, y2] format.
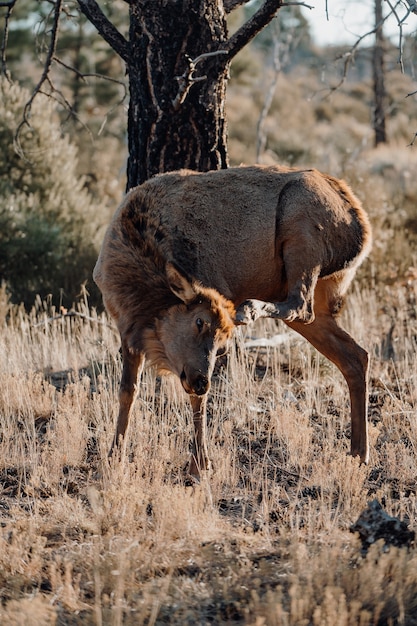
[0, 79, 101, 307]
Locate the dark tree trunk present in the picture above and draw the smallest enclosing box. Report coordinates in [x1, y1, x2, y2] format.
[127, 1, 229, 189]
[373, 0, 387, 146]
[77, 0, 284, 188]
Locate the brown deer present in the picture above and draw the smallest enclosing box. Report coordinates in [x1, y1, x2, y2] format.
[94, 165, 372, 479]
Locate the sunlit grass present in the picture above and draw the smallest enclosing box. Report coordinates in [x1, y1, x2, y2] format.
[0, 279, 417, 624]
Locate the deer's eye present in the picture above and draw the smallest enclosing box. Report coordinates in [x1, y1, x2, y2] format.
[196, 317, 204, 332]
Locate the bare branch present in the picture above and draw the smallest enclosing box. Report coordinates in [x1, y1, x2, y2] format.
[319, 0, 411, 99]
[76, 0, 130, 63]
[53, 55, 128, 134]
[14, 0, 63, 157]
[386, 0, 402, 68]
[38, 84, 92, 139]
[53, 55, 127, 94]
[11, 0, 129, 157]
[326, 0, 415, 93]
[172, 50, 229, 111]
[325, 19, 383, 96]
[221, 0, 283, 60]
[221, 0, 312, 61]
[0, 0, 17, 81]
[385, 0, 416, 71]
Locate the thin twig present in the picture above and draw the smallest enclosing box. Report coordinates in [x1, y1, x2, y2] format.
[53, 55, 127, 92]
[53, 55, 128, 133]
[38, 83, 94, 140]
[14, 0, 63, 158]
[317, 0, 411, 99]
[324, 18, 385, 97]
[385, 0, 407, 71]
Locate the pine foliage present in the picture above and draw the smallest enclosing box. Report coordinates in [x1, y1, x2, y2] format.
[0, 79, 100, 307]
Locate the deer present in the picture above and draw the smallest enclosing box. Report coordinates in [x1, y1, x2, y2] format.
[93, 164, 372, 480]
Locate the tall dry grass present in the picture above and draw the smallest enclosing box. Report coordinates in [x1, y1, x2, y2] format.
[0, 274, 417, 625]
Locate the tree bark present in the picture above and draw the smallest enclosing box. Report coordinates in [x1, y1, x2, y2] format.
[77, 0, 284, 188]
[126, 1, 229, 188]
[373, 0, 387, 146]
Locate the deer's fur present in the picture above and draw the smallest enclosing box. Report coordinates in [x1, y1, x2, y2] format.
[94, 164, 372, 478]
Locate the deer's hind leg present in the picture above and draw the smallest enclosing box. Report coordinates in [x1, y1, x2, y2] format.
[285, 281, 369, 464]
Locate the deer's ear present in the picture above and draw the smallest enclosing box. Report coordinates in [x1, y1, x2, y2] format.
[166, 263, 197, 304]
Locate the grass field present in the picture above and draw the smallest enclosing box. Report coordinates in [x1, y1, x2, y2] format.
[0, 276, 417, 625]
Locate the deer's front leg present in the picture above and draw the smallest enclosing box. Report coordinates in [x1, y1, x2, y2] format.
[188, 394, 211, 479]
[109, 344, 144, 458]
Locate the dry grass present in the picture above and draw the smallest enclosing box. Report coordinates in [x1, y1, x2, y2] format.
[0, 275, 417, 625]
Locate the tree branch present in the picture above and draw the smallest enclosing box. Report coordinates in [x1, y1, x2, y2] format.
[0, 0, 17, 81]
[76, 0, 130, 63]
[222, 0, 283, 60]
[53, 55, 127, 94]
[385, 0, 416, 71]
[14, 0, 63, 157]
[324, 18, 384, 96]
[53, 55, 128, 133]
[318, 0, 412, 99]
[172, 50, 229, 111]
[38, 78, 94, 137]
[221, 0, 313, 61]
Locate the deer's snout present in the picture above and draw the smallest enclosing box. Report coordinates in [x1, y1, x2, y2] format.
[192, 373, 210, 396]
[180, 369, 210, 396]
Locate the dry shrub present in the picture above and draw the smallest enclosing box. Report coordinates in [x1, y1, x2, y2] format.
[0, 595, 57, 625]
[257, 540, 417, 626]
